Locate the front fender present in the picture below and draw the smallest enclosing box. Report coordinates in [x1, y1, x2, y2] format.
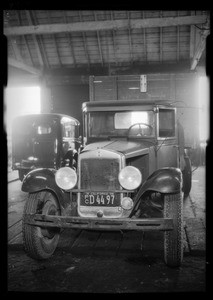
[21, 168, 70, 212]
[129, 167, 182, 217]
[141, 167, 182, 195]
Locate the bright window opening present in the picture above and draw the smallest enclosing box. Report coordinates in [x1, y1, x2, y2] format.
[4, 86, 41, 170]
[115, 111, 149, 129]
[4, 86, 41, 134]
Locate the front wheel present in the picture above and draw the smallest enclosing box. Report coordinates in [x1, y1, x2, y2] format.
[163, 191, 183, 267]
[22, 191, 60, 260]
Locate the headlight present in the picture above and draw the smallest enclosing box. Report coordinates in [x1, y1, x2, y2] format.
[118, 166, 142, 190]
[55, 167, 77, 190]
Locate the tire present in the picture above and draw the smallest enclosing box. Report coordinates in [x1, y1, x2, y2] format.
[163, 191, 183, 267]
[22, 191, 60, 260]
[182, 157, 192, 197]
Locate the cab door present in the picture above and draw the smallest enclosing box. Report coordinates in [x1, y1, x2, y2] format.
[156, 108, 180, 169]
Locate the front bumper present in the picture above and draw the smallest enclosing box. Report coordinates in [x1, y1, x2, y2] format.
[24, 214, 174, 231]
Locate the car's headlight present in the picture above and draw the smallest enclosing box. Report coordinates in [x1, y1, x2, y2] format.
[118, 166, 142, 190]
[55, 167, 77, 190]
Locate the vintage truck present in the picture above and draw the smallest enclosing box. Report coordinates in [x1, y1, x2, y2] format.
[21, 99, 192, 267]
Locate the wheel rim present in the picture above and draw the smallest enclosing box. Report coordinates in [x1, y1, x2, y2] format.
[39, 197, 60, 239]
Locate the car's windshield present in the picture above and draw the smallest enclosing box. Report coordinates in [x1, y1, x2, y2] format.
[87, 110, 155, 138]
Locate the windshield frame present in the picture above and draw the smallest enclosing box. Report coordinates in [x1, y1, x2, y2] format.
[84, 107, 157, 142]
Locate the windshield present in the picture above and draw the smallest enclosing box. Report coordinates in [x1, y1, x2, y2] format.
[87, 110, 155, 138]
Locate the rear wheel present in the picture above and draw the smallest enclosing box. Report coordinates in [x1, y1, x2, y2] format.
[182, 157, 192, 197]
[163, 191, 183, 267]
[22, 191, 60, 260]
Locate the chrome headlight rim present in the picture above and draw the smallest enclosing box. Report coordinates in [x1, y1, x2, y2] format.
[55, 167, 77, 191]
[118, 165, 142, 190]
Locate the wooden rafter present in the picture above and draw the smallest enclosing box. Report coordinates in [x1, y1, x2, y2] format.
[46, 10, 62, 67]
[4, 15, 208, 36]
[10, 37, 23, 62]
[177, 11, 180, 62]
[142, 11, 147, 62]
[25, 10, 44, 67]
[110, 11, 118, 65]
[127, 11, 133, 63]
[17, 10, 34, 65]
[30, 10, 51, 69]
[94, 11, 104, 66]
[78, 11, 90, 67]
[190, 27, 210, 70]
[63, 11, 76, 67]
[8, 57, 42, 75]
[160, 11, 163, 62]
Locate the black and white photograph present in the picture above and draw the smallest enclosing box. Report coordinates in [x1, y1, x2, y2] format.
[3, 9, 210, 293]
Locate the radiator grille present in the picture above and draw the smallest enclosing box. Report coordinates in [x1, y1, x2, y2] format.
[80, 158, 120, 191]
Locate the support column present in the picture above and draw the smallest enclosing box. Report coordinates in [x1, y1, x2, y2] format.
[40, 77, 53, 113]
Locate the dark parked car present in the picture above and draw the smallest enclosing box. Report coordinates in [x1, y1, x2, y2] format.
[21, 101, 192, 267]
[12, 113, 81, 181]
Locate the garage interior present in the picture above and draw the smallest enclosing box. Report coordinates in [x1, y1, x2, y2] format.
[4, 10, 209, 292]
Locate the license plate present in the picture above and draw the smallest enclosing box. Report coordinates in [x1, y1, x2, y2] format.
[81, 192, 118, 206]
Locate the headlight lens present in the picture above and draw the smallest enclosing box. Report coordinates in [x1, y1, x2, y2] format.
[55, 167, 77, 190]
[118, 166, 142, 190]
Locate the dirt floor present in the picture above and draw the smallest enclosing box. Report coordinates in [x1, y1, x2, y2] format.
[5, 166, 207, 293]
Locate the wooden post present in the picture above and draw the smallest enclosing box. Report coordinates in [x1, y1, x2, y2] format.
[40, 77, 53, 113]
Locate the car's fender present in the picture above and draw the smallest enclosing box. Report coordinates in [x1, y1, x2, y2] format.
[129, 167, 182, 217]
[21, 168, 70, 213]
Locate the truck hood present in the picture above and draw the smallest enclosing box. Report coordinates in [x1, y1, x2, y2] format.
[82, 140, 155, 158]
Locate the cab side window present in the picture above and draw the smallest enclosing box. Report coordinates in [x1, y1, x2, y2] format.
[159, 109, 175, 137]
[62, 122, 75, 138]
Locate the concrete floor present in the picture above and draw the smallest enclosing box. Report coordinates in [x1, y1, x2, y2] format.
[6, 166, 206, 293]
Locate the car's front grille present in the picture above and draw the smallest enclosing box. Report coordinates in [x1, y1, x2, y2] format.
[78, 149, 124, 217]
[80, 158, 120, 191]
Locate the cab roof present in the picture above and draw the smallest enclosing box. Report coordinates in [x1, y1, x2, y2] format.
[82, 100, 176, 112]
[13, 113, 80, 125]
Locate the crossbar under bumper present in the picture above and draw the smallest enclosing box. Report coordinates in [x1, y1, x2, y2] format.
[24, 214, 174, 231]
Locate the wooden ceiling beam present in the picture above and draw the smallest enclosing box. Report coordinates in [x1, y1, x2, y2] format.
[127, 11, 133, 63]
[110, 11, 118, 66]
[46, 10, 62, 67]
[63, 11, 76, 67]
[160, 11, 163, 62]
[4, 15, 208, 36]
[142, 11, 147, 62]
[190, 27, 210, 70]
[177, 11, 180, 62]
[8, 57, 42, 76]
[190, 13, 210, 70]
[78, 11, 90, 68]
[25, 10, 44, 67]
[16, 11, 34, 66]
[94, 11, 104, 66]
